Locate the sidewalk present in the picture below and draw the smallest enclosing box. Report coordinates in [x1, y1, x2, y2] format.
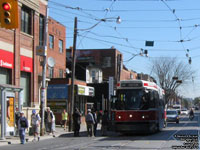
[0, 123, 90, 146]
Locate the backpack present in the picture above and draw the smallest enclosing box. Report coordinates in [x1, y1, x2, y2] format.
[20, 118, 28, 128]
[86, 113, 94, 124]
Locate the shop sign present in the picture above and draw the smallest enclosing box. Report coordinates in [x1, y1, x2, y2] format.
[20, 55, 33, 72]
[77, 85, 95, 96]
[88, 87, 94, 96]
[78, 86, 85, 95]
[0, 50, 13, 69]
[47, 84, 68, 99]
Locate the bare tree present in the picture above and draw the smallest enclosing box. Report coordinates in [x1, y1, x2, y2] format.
[151, 57, 194, 105]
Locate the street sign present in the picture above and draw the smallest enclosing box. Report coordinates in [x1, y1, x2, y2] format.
[145, 41, 154, 47]
[36, 46, 47, 56]
[109, 77, 114, 100]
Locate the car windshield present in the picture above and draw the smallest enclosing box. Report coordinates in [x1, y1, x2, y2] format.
[181, 109, 187, 111]
[167, 111, 177, 115]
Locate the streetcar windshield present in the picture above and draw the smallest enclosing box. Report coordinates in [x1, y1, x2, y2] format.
[113, 89, 150, 110]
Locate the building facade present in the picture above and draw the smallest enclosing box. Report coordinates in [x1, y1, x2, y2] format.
[66, 47, 137, 111]
[0, 0, 66, 130]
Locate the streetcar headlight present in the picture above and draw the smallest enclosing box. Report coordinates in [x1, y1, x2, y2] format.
[129, 114, 133, 118]
[142, 115, 145, 119]
[118, 115, 121, 119]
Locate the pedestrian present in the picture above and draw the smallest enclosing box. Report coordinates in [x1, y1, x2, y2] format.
[51, 113, 56, 137]
[73, 107, 81, 137]
[31, 109, 41, 142]
[18, 111, 28, 144]
[101, 110, 108, 136]
[44, 107, 55, 137]
[85, 109, 95, 137]
[91, 108, 98, 136]
[62, 109, 68, 130]
[15, 108, 20, 135]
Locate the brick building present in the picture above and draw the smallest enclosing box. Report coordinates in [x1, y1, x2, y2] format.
[66, 47, 137, 110]
[0, 0, 66, 121]
[67, 47, 137, 83]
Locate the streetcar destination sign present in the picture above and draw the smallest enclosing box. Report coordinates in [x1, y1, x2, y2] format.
[121, 82, 142, 87]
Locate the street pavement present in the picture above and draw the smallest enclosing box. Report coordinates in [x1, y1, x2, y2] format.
[0, 113, 200, 150]
[0, 123, 90, 146]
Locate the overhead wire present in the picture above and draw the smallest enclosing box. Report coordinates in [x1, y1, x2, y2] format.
[48, 0, 200, 62]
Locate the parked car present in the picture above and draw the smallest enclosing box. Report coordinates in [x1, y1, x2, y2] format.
[180, 109, 189, 115]
[166, 110, 179, 124]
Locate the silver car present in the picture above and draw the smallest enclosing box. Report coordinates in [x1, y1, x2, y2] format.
[167, 110, 179, 124]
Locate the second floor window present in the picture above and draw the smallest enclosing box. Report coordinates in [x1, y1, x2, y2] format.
[49, 35, 54, 49]
[39, 14, 45, 46]
[59, 69, 63, 78]
[59, 40, 63, 53]
[21, 6, 32, 35]
[49, 67, 54, 78]
[103, 57, 111, 67]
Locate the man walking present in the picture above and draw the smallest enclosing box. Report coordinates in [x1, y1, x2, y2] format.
[18, 111, 28, 144]
[73, 108, 81, 137]
[45, 107, 55, 137]
[85, 109, 95, 137]
[31, 109, 41, 141]
[91, 108, 98, 136]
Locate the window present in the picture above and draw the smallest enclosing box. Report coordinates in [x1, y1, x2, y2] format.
[59, 40, 63, 53]
[20, 72, 30, 107]
[49, 67, 54, 78]
[21, 6, 32, 35]
[59, 69, 63, 78]
[103, 57, 111, 67]
[0, 68, 11, 84]
[49, 35, 54, 49]
[39, 14, 45, 46]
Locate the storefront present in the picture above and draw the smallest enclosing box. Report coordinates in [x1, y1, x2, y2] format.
[20, 55, 32, 107]
[75, 85, 95, 115]
[0, 50, 13, 85]
[47, 84, 68, 125]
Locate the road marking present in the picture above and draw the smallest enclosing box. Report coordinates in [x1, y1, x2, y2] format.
[157, 116, 190, 150]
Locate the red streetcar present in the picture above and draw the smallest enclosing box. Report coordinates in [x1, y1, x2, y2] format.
[109, 79, 165, 133]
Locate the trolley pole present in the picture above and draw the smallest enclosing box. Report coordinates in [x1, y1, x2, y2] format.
[68, 17, 77, 132]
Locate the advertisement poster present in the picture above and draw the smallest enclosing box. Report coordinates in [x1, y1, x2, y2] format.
[6, 97, 14, 133]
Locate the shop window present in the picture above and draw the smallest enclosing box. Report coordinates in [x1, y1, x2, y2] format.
[21, 6, 32, 35]
[0, 68, 11, 84]
[20, 72, 30, 107]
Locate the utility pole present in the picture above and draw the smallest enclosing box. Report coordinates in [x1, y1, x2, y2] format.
[69, 17, 77, 132]
[40, 6, 49, 136]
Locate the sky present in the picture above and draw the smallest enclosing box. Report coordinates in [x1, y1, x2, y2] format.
[48, 0, 200, 99]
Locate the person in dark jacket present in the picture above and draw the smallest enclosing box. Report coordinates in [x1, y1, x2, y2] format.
[73, 108, 81, 137]
[101, 110, 108, 136]
[18, 111, 28, 144]
[91, 108, 98, 136]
